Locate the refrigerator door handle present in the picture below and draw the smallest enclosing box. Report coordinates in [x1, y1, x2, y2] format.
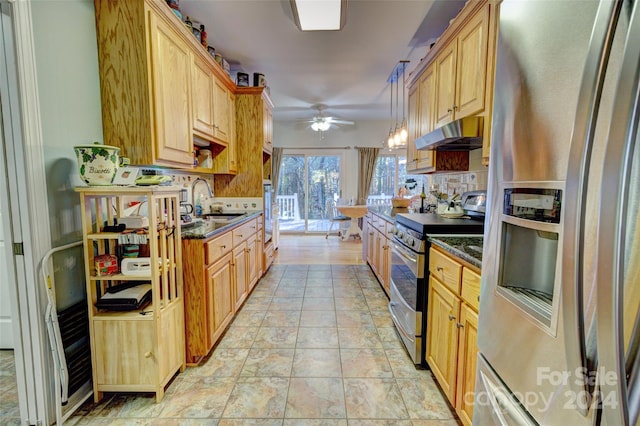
[562, 0, 622, 416]
[596, 0, 640, 423]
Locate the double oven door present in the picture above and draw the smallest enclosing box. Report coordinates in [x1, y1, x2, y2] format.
[388, 235, 426, 365]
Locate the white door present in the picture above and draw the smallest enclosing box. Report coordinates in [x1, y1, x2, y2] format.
[0, 176, 14, 349]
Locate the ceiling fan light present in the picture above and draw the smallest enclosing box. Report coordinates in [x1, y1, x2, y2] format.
[290, 0, 347, 31]
[318, 121, 331, 131]
[311, 122, 320, 131]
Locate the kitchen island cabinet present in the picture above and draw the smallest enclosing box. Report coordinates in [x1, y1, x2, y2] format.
[426, 244, 481, 426]
[182, 214, 263, 365]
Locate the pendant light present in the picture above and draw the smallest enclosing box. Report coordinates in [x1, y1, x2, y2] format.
[399, 63, 408, 143]
[384, 61, 409, 149]
[387, 76, 395, 149]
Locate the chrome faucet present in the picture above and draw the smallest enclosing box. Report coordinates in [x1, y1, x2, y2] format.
[191, 177, 213, 213]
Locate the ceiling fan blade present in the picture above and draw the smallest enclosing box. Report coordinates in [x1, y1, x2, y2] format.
[330, 119, 354, 125]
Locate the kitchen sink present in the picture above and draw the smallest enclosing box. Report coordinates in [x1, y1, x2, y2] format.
[201, 212, 247, 221]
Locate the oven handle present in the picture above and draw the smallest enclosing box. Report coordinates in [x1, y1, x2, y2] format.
[388, 302, 415, 343]
[390, 241, 419, 264]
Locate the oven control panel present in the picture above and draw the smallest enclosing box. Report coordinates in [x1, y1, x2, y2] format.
[391, 226, 426, 253]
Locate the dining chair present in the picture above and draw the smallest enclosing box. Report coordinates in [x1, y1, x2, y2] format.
[325, 199, 351, 239]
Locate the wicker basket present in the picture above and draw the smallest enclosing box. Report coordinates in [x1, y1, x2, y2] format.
[391, 198, 411, 208]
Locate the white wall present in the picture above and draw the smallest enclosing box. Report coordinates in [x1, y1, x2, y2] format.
[31, 0, 103, 312]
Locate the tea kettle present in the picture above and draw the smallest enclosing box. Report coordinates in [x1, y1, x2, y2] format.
[437, 194, 464, 217]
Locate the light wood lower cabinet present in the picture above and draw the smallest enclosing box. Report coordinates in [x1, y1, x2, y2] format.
[456, 302, 479, 426]
[427, 277, 461, 402]
[427, 246, 480, 426]
[183, 215, 263, 365]
[207, 252, 234, 343]
[364, 212, 392, 297]
[232, 242, 248, 311]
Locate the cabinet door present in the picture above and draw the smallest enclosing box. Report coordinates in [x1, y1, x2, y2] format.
[455, 5, 489, 118]
[427, 277, 461, 403]
[435, 41, 458, 128]
[192, 55, 215, 139]
[233, 242, 248, 311]
[366, 221, 375, 266]
[381, 235, 391, 295]
[149, 13, 194, 166]
[455, 303, 479, 426]
[213, 79, 231, 143]
[416, 65, 436, 170]
[263, 103, 273, 153]
[207, 253, 234, 341]
[93, 320, 157, 386]
[406, 83, 420, 170]
[247, 233, 259, 291]
[228, 92, 237, 173]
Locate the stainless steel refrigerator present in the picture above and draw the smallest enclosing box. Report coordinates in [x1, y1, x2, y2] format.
[475, 0, 639, 425]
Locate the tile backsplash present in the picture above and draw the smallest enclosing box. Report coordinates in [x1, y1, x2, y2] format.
[428, 170, 488, 196]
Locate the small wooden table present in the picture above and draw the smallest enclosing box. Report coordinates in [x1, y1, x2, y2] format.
[335, 205, 368, 241]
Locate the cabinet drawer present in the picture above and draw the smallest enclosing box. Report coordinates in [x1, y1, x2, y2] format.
[206, 232, 233, 265]
[233, 219, 257, 246]
[429, 248, 462, 294]
[461, 268, 481, 311]
[385, 221, 394, 237]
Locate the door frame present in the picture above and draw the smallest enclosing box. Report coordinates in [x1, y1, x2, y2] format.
[1, 1, 55, 424]
[280, 149, 346, 233]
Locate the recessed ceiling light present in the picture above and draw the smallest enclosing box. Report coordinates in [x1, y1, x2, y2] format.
[290, 0, 347, 31]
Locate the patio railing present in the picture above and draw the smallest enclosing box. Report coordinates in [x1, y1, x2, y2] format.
[367, 194, 392, 206]
[276, 194, 301, 221]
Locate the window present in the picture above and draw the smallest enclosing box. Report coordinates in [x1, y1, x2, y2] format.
[368, 153, 425, 205]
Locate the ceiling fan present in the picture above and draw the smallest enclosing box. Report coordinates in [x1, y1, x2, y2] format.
[303, 105, 354, 133]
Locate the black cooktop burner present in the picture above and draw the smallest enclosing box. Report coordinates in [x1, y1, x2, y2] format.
[395, 213, 484, 236]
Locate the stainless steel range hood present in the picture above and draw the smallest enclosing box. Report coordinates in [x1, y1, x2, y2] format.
[415, 116, 483, 151]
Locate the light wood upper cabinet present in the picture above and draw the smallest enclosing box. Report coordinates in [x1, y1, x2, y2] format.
[150, 14, 194, 166]
[95, 0, 193, 167]
[406, 0, 497, 167]
[415, 65, 437, 171]
[406, 83, 420, 171]
[213, 79, 233, 144]
[456, 6, 489, 119]
[192, 55, 216, 140]
[263, 103, 273, 153]
[95, 0, 238, 169]
[435, 5, 489, 128]
[435, 41, 458, 127]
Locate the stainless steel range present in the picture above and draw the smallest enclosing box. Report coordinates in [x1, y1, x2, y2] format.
[388, 191, 485, 367]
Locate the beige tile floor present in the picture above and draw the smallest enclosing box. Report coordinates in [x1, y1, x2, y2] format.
[67, 264, 459, 425]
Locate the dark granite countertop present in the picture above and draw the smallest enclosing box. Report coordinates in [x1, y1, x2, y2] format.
[367, 205, 409, 223]
[181, 211, 261, 239]
[429, 235, 483, 269]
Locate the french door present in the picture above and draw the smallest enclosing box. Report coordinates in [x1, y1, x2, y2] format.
[277, 150, 344, 233]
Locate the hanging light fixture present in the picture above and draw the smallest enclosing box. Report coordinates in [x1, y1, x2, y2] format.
[387, 74, 395, 149]
[385, 60, 409, 149]
[398, 62, 408, 143]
